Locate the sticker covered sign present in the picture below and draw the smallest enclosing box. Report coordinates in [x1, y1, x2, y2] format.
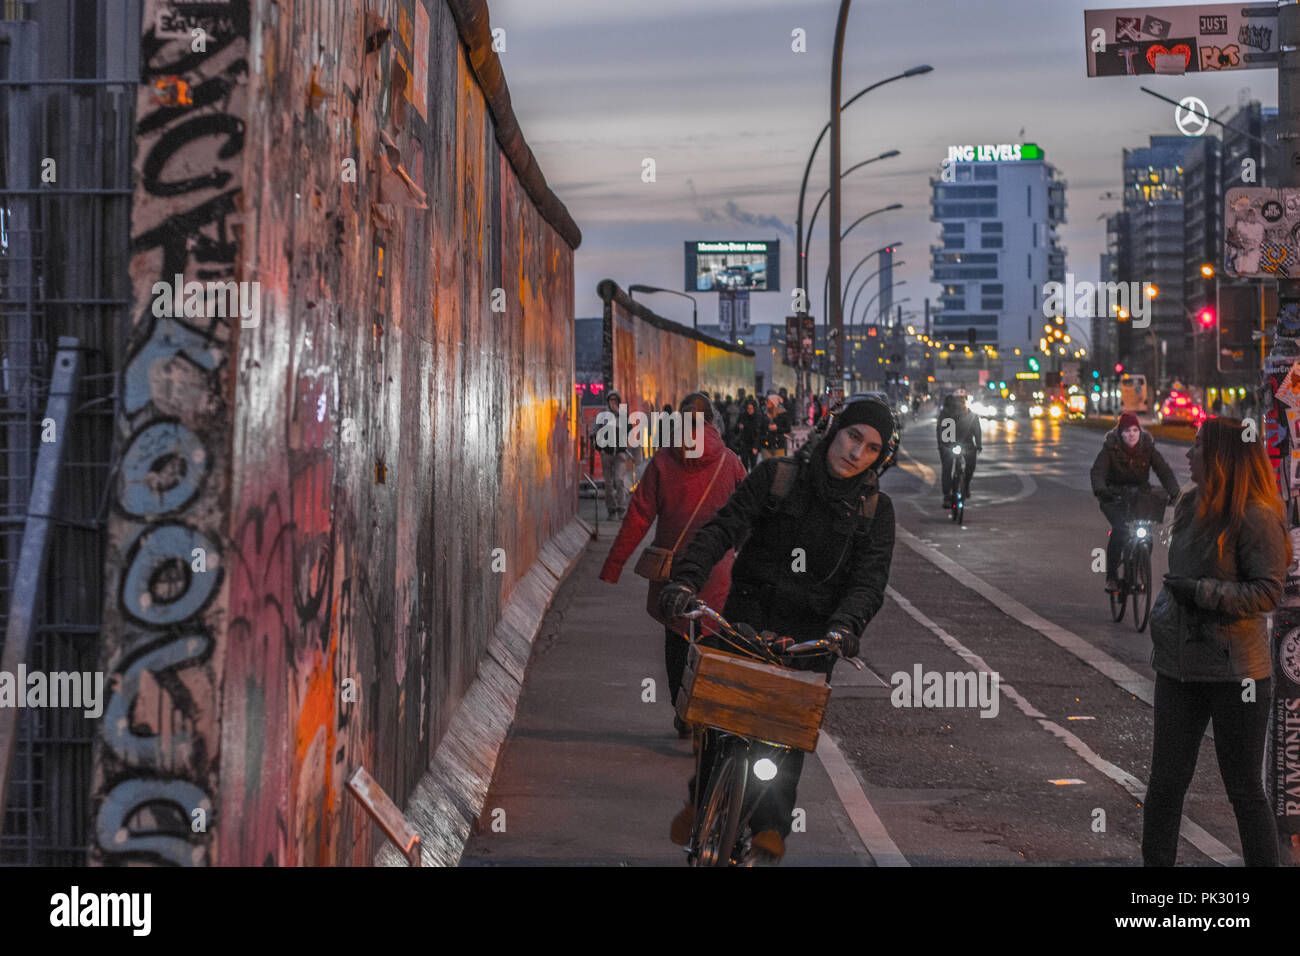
[1084, 4, 1278, 76]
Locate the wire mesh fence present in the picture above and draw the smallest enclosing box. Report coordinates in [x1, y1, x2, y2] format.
[0, 0, 136, 865]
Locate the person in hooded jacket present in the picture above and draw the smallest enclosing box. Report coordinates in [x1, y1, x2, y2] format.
[1090, 411, 1181, 592]
[659, 396, 898, 863]
[735, 396, 768, 471]
[763, 394, 792, 455]
[599, 394, 747, 737]
[936, 392, 982, 507]
[594, 389, 635, 519]
[1144, 417, 1290, 866]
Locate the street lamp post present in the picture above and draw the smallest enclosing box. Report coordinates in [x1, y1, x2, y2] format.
[627, 285, 698, 330]
[847, 258, 905, 332]
[820, 205, 902, 322]
[805, 155, 900, 291]
[794, 64, 932, 294]
[829, 0, 852, 390]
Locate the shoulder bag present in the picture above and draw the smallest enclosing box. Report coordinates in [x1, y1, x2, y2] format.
[633, 456, 727, 582]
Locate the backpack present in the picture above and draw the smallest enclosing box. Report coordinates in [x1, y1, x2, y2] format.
[760, 458, 880, 588]
[764, 457, 879, 520]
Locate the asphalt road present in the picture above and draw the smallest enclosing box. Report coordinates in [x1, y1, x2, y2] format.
[828, 410, 1253, 865]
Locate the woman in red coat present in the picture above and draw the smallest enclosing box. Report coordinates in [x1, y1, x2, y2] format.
[599, 393, 746, 736]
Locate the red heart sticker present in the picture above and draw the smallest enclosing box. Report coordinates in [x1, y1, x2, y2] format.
[1146, 43, 1192, 71]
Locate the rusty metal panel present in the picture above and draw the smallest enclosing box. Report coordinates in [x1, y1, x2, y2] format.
[96, 0, 577, 866]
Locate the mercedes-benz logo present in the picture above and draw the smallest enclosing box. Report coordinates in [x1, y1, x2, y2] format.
[1175, 96, 1209, 137]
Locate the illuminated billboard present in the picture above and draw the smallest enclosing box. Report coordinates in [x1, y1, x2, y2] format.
[685, 240, 780, 293]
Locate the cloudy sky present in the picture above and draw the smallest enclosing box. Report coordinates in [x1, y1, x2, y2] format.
[489, 0, 1278, 329]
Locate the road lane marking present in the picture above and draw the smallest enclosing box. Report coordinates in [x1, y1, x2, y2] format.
[895, 525, 1155, 706]
[897, 446, 935, 488]
[816, 732, 909, 867]
[885, 584, 1239, 866]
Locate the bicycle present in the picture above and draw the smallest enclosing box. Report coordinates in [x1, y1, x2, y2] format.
[676, 602, 862, 867]
[947, 443, 967, 525]
[1105, 487, 1170, 633]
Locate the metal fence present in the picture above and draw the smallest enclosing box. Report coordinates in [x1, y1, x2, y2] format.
[0, 0, 137, 865]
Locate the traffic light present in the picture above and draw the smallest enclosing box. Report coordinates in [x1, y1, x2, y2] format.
[967, 327, 977, 347]
[1092, 369, 1100, 378]
[1027, 357, 1040, 372]
[1197, 306, 1216, 328]
[1114, 363, 1123, 374]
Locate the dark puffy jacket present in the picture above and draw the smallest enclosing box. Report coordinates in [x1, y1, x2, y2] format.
[736, 403, 768, 452]
[670, 450, 895, 645]
[1149, 490, 1288, 681]
[936, 406, 981, 452]
[764, 409, 792, 450]
[1089, 429, 1180, 499]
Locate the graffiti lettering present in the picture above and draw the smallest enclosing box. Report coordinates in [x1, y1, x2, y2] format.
[95, 0, 251, 867]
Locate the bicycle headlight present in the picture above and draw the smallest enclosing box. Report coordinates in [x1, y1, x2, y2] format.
[1135, 526, 1148, 539]
[953, 444, 963, 455]
[752, 758, 778, 781]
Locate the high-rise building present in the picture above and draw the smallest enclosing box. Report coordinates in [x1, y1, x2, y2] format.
[1115, 137, 1189, 385]
[929, 143, 1067, 366]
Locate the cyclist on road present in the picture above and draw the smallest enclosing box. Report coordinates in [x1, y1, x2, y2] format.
[1091, 411, 1181, 593]
[659, 396, 899, 864]
[936, 391, 981, 508]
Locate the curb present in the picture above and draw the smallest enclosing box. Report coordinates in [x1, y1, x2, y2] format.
[375, 516, 592, 867]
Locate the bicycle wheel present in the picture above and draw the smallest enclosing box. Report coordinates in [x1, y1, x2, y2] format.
[1109, 546, 1127, 623]
[1132, 545, 1152, 633]
[956, 499, 964, 525]
[692, 749, 747, 867]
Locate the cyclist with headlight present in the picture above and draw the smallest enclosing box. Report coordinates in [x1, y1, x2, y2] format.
[1091, 411, 1181, 594]
[659, 396, 899, 864]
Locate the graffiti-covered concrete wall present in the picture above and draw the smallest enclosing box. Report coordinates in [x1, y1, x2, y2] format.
[96, 0, 580, 866]
[598, 279, 753, 420]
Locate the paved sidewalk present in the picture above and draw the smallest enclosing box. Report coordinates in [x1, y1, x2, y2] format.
[461, 496, 877, 866]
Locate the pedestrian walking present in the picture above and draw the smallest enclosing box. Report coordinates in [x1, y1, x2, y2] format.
[1091, 411, 1181, 593]
[659, 395, 899, 863]
[594, 389, 633, 519]
[598, 393, 746, 736]
[763, 393, 791, 457]
[1145, 416, 1290, 866]
[735, 396, 767, 471]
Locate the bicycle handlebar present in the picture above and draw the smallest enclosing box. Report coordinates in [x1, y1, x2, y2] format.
[682, 602, 865, 670]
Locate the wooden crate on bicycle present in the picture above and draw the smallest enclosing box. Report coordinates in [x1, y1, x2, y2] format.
[675, 644, 831, 752]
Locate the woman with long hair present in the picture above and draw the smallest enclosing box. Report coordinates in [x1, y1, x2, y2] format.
[1145, 417, 1291, 866]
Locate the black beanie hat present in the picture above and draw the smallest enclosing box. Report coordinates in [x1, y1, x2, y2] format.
[829, 397, 895, 443]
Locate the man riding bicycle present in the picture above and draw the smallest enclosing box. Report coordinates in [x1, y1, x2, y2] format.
[936, 391, 981, 508]
[659, 396, 898, 864]
[1090, 411, 1181, 593]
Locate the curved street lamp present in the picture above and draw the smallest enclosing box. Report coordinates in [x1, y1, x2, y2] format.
[794, 65, 933, 293]
[854, 279, 908, 330]
[804, 151, 900, 285]
[847, 259, 906, 326]
[820, 205, 902, 321]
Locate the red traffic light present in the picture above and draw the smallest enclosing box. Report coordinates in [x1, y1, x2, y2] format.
[1198, 307, 1216, 327]
[1114, 363, 1123, 374]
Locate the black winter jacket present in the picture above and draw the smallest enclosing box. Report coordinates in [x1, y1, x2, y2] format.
[670, 451, 895, 646]
[936, 408, 981, 452]
[1089, 429, 1180, 500]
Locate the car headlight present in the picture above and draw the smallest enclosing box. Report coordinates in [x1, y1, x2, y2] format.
[1004, 404, 1014, 416]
